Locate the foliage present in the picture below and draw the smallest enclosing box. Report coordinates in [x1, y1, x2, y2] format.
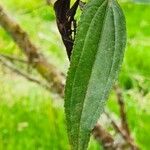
[0, 0, 150, 150]
[65, 0, 126, 149]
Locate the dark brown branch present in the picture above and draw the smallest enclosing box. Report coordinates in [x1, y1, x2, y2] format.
[54, 0, 79, 59]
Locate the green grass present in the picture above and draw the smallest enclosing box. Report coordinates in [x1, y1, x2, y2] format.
[0, 0, 150, 149]
[0, 77, 69, 150]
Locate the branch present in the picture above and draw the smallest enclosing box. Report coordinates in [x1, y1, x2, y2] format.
[105, 112, 139, 150]
[0, 53, 28, 63]
[114, 84, 140, 149]
[114, 84, 130, 135]
[0, 5, 64, 97]
[92, 124, 117, 150]
[0, 57, 51, 91]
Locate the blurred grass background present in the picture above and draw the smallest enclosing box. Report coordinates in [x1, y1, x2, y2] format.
[0, 0, 150, 149]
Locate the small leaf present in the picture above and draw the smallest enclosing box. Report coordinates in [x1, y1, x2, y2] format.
[65, 0, 126, 149]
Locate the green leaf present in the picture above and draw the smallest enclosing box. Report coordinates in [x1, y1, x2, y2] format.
[64, 0, 126, 149]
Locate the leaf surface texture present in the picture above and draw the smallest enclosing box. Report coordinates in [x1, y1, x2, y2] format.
[65, 0, 126, 149]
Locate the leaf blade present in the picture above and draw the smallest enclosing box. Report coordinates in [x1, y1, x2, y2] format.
[65, 0, 126, 149]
